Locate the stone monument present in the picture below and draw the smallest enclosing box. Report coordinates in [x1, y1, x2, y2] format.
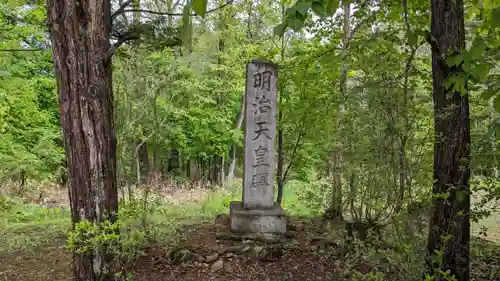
[229, 59, 287, 235]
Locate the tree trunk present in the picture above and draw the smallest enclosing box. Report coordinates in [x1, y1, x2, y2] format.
[46, 0, 119, 280]
[426, 0, 470, 280]
[327, 0, 349, 220]
[227, 94, 245, 182]
[276, 2, 286, 205]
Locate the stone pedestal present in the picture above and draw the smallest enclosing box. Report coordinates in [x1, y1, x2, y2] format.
[229, 201, 286, 234]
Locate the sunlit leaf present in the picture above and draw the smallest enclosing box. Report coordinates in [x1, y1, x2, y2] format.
[311, 1, 325, 14]
[325, 0, 339, 16]
[495, 94, 500, 113]
[470, 63, 491, 81]
[481, 88, 496, 100]
[288, 17, 305, 31]
[407, 30, 418, 46]
[180, 4, 192, 51]
[192, 0, 207, 18]
[296, 1, 312, 14]
[469, 36, 486, 60]
[273, 22, 288, 37]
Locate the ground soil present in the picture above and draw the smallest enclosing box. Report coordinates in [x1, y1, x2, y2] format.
[1, 217, 499, 281]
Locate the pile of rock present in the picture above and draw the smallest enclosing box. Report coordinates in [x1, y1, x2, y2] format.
[166, 243, 284, 271]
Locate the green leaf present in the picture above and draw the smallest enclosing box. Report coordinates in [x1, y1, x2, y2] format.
[491, 8, 500, 27]
[273, 22, 288, 37]
[462, 61, 472, 72]
[192, 0, 207, 18]
[296, 1, 312, 15]
[286, 7, 297, 15]
[311, 1, 325, 14]
[445, 53, 463, 67]
[325, 0, 339, 16]
[455, 190, 468, 203]
[444, 73, 466, 94]
[470, 63, 491, 81]
[180, 4, 192, 51]
[407, 30, 418, 46]
[287, 17, 305, 31]
[469, 36, 486, 60]
[481, 88, 496, 100]
[495, 94, 500, 113]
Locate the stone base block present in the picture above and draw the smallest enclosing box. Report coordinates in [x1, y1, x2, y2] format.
[229, 201, 287, 234]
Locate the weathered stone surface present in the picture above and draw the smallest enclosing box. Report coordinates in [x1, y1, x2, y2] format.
[217, 247, 226, 254]
[181, 252, 203, 263]
[229, 201, 286, 234]
[242, 59, 278, 209]
[211, 259, 224, 271]
[214, 213, 230, 225]
[258, 246, 283, 261]
[253, 246, 263, 254]
[240, 245, 251, 253]
[205, 253, 219, 263]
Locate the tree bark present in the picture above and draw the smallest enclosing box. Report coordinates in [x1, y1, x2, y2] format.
[426, 0, 470, 280]
[327, 0, 349, 220]
[276, 2, 286, 205]
[46, 0, 118, 280]
[227, 94, 245, 182]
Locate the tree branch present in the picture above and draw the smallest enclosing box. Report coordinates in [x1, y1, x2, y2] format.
[114, 0, 234, 18]
[105, 32, 140, 62]
[425, 30, 440, 55]
[112, 0, 134, 21]
[282, 132, 303, 184]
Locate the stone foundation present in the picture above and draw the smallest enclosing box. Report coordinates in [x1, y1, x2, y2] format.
[229, 201, 287, 234]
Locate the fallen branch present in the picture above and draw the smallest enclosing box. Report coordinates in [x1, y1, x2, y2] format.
[0, 48, 44, 52]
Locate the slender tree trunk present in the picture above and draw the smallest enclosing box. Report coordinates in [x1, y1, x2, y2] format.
[277, 102, 284, 204]
[227, 94, 245, 182]
[276, 3, 286, 205]
[426, 0, 470, 280]
[328, 0, 349, 220]
[46, 0, 118, 280]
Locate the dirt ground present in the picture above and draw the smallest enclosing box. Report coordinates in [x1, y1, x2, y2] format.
[1, 218, 499, 281]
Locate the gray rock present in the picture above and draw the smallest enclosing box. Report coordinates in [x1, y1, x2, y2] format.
[205, 253, 219, 263]
[184, 252, 204, 262]
[226, 245, 240, 253]
[253, 246, 263, 254]
[211, 259, 224, 271]
[310, 245, 319, 251]
[225, 253, 234, 258]
[217, 247, 226, 254]
[240, 245, 251, 252]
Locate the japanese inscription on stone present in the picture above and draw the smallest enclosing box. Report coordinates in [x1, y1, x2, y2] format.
[242, 60, 277, 209]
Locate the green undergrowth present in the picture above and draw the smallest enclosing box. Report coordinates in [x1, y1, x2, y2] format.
[0, 180, 321, 253]
[0, 196, 70, 252]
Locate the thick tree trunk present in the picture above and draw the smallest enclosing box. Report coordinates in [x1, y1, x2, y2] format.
[46, 0, 118, 280]
[426, 0, 470, 280]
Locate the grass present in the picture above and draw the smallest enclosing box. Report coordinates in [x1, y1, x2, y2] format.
[1, 180, 499, 254]
[0, 199, 70, 252]
[0, 180, 322, 253]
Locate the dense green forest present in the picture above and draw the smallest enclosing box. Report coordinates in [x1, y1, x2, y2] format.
[0, 0, 499, 280]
